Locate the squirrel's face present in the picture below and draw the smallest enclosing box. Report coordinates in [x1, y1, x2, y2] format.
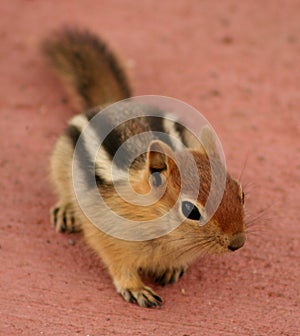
[108, 131, 245, 252]
[139, 138, 246, 254]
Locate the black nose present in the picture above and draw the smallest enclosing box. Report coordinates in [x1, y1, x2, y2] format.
[228, 245, 241, 251]
[228, 233, 246, 251]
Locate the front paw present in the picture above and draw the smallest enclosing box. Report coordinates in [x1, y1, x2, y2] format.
[154, 267, 185, 286]
[50, 203, 81, 233]
[120, 286, 162, 308]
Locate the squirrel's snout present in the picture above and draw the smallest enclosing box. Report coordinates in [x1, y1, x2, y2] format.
[228, 233, 246, 251]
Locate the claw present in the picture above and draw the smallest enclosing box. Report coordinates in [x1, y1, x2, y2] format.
[154, 267, 186, 286]
[50, 203, 81, 233]
[121, 287, 162, 308]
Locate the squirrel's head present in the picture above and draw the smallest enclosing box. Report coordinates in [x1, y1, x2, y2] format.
[134, 126, 246, 255]
[102, 126, 246, 252]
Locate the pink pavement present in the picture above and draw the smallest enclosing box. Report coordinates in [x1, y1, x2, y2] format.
[0, 1, 299, 335]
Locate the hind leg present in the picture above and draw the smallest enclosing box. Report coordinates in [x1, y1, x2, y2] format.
[49, 134, 81, 233]
[50, 202, 81, 232]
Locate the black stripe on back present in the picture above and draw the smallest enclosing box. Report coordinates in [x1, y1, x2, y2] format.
[65, 125, 81, 148]
[65, 124, 107, 188]
[90, 116, 130, 170]
[174, 121, 189, 147]
[147, 116, 175, 150]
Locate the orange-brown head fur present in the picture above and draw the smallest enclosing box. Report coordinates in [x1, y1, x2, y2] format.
[99, 135, 245, 265]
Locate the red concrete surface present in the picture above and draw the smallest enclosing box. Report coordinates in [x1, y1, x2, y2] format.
[1, 1, 299, 335]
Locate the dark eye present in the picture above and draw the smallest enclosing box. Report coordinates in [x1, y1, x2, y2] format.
[241, 191, 245, 204]
[150, 172, 162, 187]
[181, 201, 201, 221]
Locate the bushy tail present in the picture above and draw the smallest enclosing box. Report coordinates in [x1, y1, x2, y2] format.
[42, 27, 131, 110]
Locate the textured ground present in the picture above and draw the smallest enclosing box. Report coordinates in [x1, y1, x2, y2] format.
[0, 1, 299, 335]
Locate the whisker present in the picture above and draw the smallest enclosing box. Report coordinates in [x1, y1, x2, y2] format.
[246, 212, 271, 225]
[243, 181, 256, 192]
[238, 152, 250, 183]
[246, 228, 265, 237]
[244, 199, 278, 229]
[174, 238, 217, 261]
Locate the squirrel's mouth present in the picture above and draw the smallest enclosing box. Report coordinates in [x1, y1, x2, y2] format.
[227, 232, 246, 251]
[212, 232, 246, 253]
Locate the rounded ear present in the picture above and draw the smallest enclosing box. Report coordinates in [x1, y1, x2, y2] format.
[199, 125, 220, 158]
[146, 140, 174, 173]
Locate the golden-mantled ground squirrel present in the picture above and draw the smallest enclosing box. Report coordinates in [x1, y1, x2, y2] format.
[42, 27, 246, 308]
